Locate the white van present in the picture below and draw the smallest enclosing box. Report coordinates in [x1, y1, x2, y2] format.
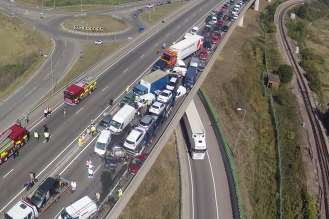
[109, 104, 137, 134]
[57, 196, 97, 219]
[94, 129, 111, 156]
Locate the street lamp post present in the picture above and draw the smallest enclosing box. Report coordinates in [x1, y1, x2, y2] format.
[43, 53, 54, 94]
[233, 107, 247, 157]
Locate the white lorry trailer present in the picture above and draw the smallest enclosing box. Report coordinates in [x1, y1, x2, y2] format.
[183, 100, 207, 160]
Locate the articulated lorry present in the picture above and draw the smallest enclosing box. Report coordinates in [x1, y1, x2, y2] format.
[183, 100, 207, 160]
[152, 34, 203, 71]
[5, 177, 69, 219]
[0, 123, 29, 165]
[64, 76, 96, 105]
[133, 69, 170, 95]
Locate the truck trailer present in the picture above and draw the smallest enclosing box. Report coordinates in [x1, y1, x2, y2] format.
[152, 34, 203, 71]
[0, 123, 29, 165]
[133, 70, 170, 95]
[183, 100, 207, 160]
[5, 177, 69, 219]
[64, 76, 96, 105]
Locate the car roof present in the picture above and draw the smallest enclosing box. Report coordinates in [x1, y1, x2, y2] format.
[127, 128, 144, 141]
[37, 177, 57, 193]
[153, 101, 164, 107]
[161, 89, 172, 94]
[97, 130, 111, 144]
[141, 115, 153, 124]
[101, 115, 112, 123]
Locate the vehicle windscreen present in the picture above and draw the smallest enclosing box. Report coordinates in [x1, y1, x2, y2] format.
[4, 214, 13, 219]
[64, 91, 75, 100]
[96, 142, 106, 150]
[126, 139, 135, 145]
[140, 119, 151, 127]
[110, 120, 121, 129]
[162, 53, 171, 62]
[100, 120, 110, 127]
[161, 92, 169, 97]
[60, 209, 76, 219]
[192, 148, 207, 153]
[31, 190, 44, 206]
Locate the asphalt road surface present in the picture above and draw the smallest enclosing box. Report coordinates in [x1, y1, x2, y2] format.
[179, 96, 233, 219]
[0, 0, 146, 132]
[0, 0, 222, 214]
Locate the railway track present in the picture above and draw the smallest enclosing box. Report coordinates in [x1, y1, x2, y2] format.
[278, 1, 329, 217]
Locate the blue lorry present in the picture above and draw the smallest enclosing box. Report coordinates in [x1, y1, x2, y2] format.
[183, 66, 198, 89]
[133, 69, 170, 95]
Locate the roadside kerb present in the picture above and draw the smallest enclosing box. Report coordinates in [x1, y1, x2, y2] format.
[11, 0, 202, 133]
[105, 1, 256, 218]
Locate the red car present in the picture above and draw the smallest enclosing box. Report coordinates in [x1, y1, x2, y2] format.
[212, 34, 221, 44]
[128, 154, 146, 174]
[217, 19, 224, 26]
[199, 47, 209, 60]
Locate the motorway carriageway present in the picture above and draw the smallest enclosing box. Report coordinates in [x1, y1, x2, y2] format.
[0, 0, 222, 214]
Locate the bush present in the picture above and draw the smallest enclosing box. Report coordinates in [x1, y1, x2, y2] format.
[277, 64, 293, 83]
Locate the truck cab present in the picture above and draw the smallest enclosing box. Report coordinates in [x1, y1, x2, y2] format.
[5, 201, 38, 219]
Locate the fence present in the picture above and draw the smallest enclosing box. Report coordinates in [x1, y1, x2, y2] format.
[198, 90, 244, 219]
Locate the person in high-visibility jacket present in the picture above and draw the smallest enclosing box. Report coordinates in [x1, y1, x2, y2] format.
[44, 132, 50, 142]
[90, 124, 97, 136]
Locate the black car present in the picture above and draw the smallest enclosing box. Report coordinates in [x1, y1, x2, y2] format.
[223, 15, 229, 21]
[222, 25, 229, 32]
[203, 40, 212, 51]
[205, 15, 212, 24]
[216, 11, 224, 19]
[213, 25, 221, 32]
[97, 114, 112, 131]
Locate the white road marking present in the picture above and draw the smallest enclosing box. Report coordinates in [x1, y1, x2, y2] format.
[206, 152, 220, 219]
[123, 68, 129, 73]
[2, 169, 14, 179]
[94, 164, 102, 174]
[58, 136, 98, 175]
[102, 85, 110, 92]
[187, 154, 195, 219]
[75, 107, 84, 114]
[23, 87, 37, 98]
[0, 2, 225, 213]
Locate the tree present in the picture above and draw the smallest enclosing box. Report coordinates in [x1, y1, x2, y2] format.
[277, 64, 293, 83]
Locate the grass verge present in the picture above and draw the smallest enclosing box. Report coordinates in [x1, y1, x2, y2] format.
[140, 2, 186, 26]
[119, 135, 180, 219]
[62, 15, 128, 33]
[201, 0, 310, 217]
[17, 0, 141, 7]
[55, 42, 124, 91]
[286, 2, 329, 108]
[0, 13, 51, 100]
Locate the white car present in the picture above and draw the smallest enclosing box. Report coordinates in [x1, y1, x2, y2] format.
[191, 26, 199, 35]
[94, 40, 103, 45]
[136, 93, 155, 109]
[157, 90, 173, 103]
[166, 77, 178, 91]
[123, 127, 146, 155]
[146, 3, 154, 8]
[149, 101, 166, 115]
[176, 85, 187, 98]
[233, 14, 239, 20]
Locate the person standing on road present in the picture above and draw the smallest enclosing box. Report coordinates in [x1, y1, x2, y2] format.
[44, 131, 50, 142]
[43, 124, 49, 133]
[33, 131, 39, 141]
[70, 181, 77, 193]
[44, 108, 48, 118]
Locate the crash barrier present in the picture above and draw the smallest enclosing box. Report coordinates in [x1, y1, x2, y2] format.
[101, 0, 257, 218]
[198, 90, 244, 219]
[73, 25, 104, 32]
[17, 0, 202, 131]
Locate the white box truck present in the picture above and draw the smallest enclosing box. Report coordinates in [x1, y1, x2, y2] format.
[170, 34, 204, 60]
[109, 104, 137, 134]
[57, 196, 97, 219]
[183, 100, 207, 160]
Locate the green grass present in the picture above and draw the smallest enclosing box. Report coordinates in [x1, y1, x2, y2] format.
[201, 0, 310, 217]
[62, 15, 128, 33]
[119, 135, 180, 219]
[286, 2, 329, 107]
[55, 42, 124, 91]
[17, 0, 142, 7]
[140, 2, 186, 25]
[0, 13, 51, 99]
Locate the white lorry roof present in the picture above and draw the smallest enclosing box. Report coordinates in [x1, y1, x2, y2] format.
[170, 35, 202, 51]
[185, 100, 206, 150]
[141, 69, 168, 84]
[6, 200, 38, 219]
[97, 129, 111, 144]
[65, 196, 97, 218]
[112, 104, 136, 124]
